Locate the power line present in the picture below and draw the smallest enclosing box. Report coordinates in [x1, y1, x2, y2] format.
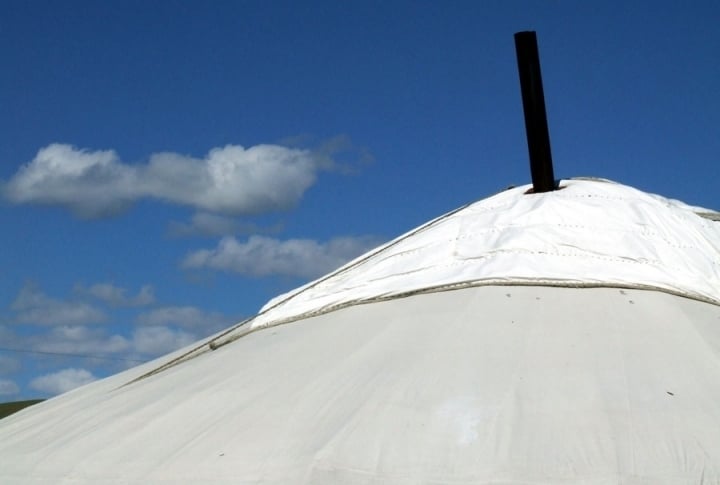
[0, 347, 147, 363]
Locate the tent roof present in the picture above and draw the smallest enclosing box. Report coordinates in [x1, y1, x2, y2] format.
[239, 178, 720, 336]
[1, 178, 720, 483]
[2, 286, 720, 483]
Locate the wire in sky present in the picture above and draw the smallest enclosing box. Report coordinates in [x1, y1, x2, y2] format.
[0, 347, 147, 363]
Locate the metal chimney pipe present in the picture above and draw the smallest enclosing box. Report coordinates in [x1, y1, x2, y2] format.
[514, 31, 556, 192]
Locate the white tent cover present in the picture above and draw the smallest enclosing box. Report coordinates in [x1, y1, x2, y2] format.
[241, 178, 720, 335]
[1, 178, 719, 484]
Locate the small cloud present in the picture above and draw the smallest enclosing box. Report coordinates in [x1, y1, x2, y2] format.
[75, 283, 155, 307]
[29, 368, 97, 395]
[280, 134, 374, 175]
[33, 325, 130, 356]
[11, 283, 106, 326]
[168, 212, 243, 237]
[131, 326, 196, 356]
[182, 235, 382, 279]
[167, 212, 284, 238]
[0, 379, 20, 396]
[313, 134, 374, 175]
[134, 286, 155, 306]
[136, 306, 230, 332]
[2, 141, 348, 218]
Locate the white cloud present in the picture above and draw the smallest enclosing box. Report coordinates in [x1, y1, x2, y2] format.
[167, 211, 284, 238]
[169, 212, 243, 237]
[75, 283, 155, 307]
[0, 379, 20, 396]
[25, 324, 196, 364]
[131, 326, 196, 356]
[29, 368, 97, 395]
[15, 311, 223, 371]
[3, 143, 334, 218]
[280, 134, 374, 174]
[0, 355, 21, 375]
[136, 306, 230, 331]
[12, 283, 106, 326]
[182, 235, 381, 279]
[33, 326, 130, 356]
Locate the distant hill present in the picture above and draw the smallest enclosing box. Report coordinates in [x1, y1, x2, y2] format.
[0, 400, 44, 420]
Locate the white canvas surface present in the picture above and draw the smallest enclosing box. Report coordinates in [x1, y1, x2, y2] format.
[240, 179, 720, 338]
[2, 179, 719, 484]
[2, 287, 720, 483]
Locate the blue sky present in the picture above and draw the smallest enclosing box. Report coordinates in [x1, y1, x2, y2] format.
[1, 1, 718, 399]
